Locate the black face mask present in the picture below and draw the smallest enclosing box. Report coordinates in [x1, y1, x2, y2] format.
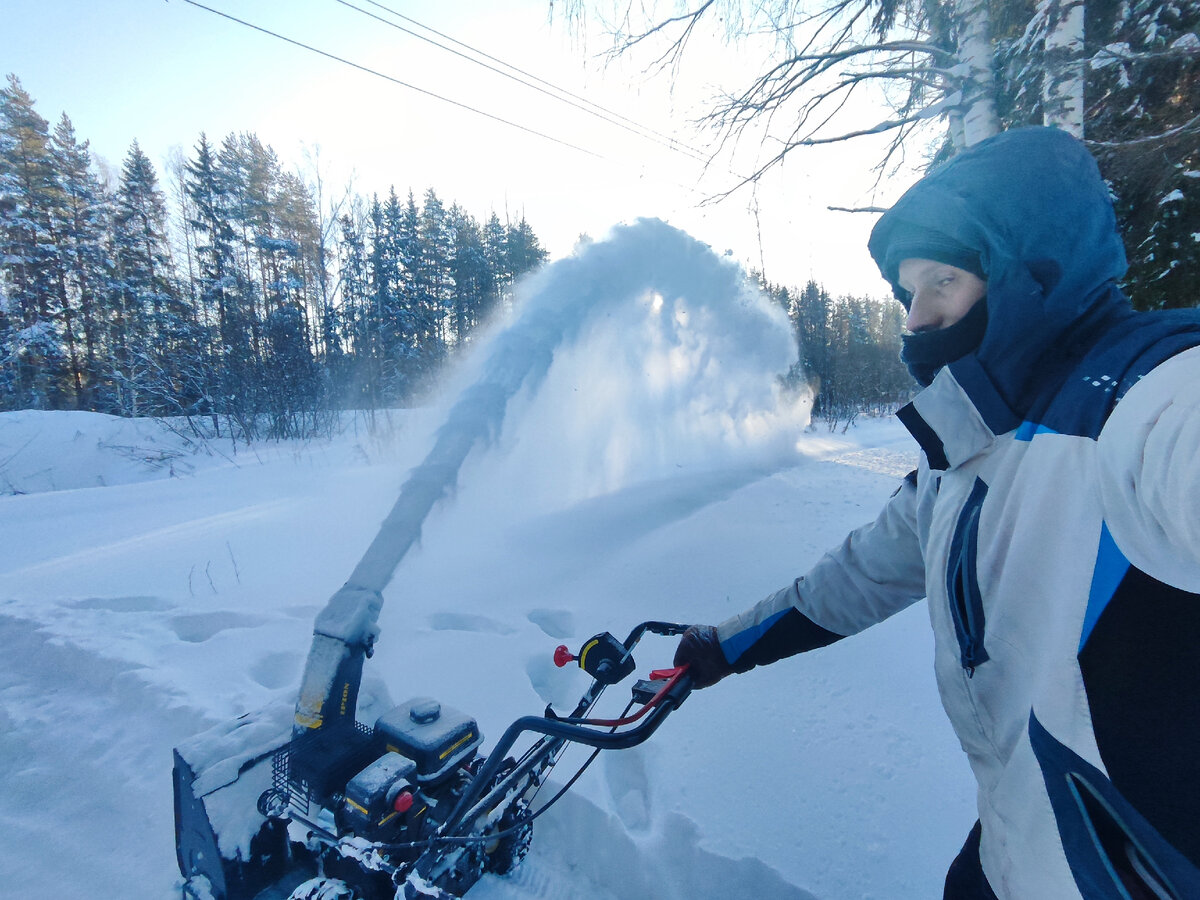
[900, 300, 989, 387]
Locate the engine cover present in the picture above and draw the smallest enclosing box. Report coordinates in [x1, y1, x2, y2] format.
[341, 751, 418, 837]
[374, 698, 481, 784]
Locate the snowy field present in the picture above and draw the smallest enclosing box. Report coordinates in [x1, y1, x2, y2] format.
[0, 223, 976, 899]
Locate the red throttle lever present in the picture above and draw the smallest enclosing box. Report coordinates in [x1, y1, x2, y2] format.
[553, 645, 576, 668]
[648, 665, 688, 681]
[553, 633, 636, 685]
[576, 664, 691, 728]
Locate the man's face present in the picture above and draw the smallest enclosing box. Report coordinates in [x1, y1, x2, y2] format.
[897, 258, 987, 333]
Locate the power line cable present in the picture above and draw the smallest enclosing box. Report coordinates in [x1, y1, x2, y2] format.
[176, 0, 731, 202]
[179, 0, 605, 160]
[344, 0, 714, 165]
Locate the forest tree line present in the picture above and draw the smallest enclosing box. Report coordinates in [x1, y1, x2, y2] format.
[2, 73, 927, 437]
[0, 74, 548, 439]
[761, 278, 914, 426]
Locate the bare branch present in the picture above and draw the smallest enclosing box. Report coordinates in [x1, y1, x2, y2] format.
[1084, 112, 1200, 148]
[1088, 42, 1200, 67]
[609, 1, 719, 75]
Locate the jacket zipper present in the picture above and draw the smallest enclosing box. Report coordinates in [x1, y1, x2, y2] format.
[947, 477, 990, 675]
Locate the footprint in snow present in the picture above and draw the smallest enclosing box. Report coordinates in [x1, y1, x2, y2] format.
[524, 653, 584, 711]
[526, 608, 575, 640]
[66, 595, 175, 613]
[249, 651, 303, 690]
[169, 611, 267, 643]
[603, 747, 652, 831]
[427, 612, 516, 635]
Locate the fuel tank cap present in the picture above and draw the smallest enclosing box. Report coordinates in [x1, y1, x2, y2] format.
[409, 699, 441, 724]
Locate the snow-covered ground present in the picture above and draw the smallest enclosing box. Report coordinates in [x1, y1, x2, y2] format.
[0, 223, 976, 899]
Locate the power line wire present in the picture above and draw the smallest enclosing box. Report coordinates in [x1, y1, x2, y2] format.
[179, 0, 605, 160]
[344, 0, 714, 165]
[176, 0, 731, 201]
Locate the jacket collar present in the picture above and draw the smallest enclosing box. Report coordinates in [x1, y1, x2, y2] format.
[897, 354, 1018, 470]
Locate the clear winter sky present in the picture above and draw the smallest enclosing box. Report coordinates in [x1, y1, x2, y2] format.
[1, 0, 914, 299]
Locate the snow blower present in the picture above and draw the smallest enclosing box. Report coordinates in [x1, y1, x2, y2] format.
[172, 253, 697, 900]
[174, 619, 692, 899]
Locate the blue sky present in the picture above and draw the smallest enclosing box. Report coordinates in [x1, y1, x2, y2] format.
[2, 0, 904, 298]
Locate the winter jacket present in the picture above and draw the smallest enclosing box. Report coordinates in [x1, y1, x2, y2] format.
[716, 129, 1200, 898]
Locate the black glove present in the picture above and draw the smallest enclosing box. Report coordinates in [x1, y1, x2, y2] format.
[673, 624, 734, 689]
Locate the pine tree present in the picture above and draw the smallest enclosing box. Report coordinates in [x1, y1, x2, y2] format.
[217, 133, 272, 362]
[387, 189, 423, 397]
[273, 170, 321, 334]
[48, 113, 108, 408]
[0, 74, 67, 409]
[186, 133, 256, 434]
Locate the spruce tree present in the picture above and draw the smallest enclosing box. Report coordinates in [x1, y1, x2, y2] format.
[365, 193, 401, 405]
[335, 209, 369, 406]
[448, 204, 491, 343]
[417, 188, 451, 369]
[482, 212, 509, 312]
[504, 216, 548, 283]
[109, 140, 177, 414]
[1086, 0, 1199, 310]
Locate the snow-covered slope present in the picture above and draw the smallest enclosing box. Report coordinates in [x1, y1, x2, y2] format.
[0, 223, 976, 899]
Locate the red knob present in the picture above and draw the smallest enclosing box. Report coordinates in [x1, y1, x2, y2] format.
[553, 645, 576, 668]
[394, 790, 415, 813]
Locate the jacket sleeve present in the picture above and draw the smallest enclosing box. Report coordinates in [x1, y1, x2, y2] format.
[715, 472, 927, 672]
[1097, 345, 1200, 593]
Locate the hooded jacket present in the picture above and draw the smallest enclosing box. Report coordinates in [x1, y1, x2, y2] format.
[714, 128, 1200, 898]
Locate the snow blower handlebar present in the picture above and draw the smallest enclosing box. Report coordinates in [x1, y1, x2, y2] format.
[438, 621, 693, 839]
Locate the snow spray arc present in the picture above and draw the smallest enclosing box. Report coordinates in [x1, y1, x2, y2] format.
[434, 221, 814, 518]
[295, 218, 811, 739]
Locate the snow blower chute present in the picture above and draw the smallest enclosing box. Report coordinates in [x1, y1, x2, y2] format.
[172, 260, 696, 899]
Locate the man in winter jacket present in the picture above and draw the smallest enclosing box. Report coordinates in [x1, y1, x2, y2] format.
[674, 126, 1200, 899]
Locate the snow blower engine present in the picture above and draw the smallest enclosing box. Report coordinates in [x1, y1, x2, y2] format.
[174, 622, 693, 900]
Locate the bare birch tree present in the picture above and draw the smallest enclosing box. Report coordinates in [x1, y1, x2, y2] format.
[556, 0, 1006, 188]
[1038, 0, 1087, 136]
[558, 0, 1199, 309]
